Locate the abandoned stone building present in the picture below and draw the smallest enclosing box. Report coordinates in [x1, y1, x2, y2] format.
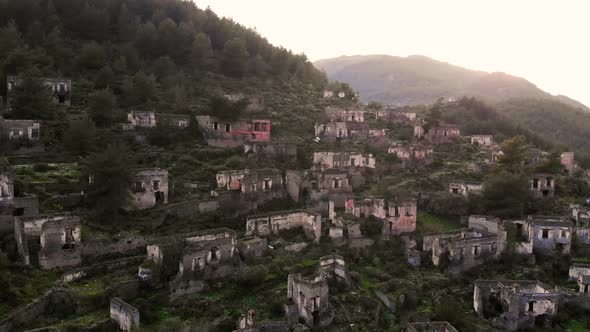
[374, 107, 416, 122]
[569, 263, 590, 295]
[7, 75, 72, 105]
[315, 121, 387, 142]
[14, 214, 81, 269]
[570, 204, 590, 244]
[0, 119, 43, 154]
[169, 228, 239, 298]
[110, 297, 140, 331]
[530, 173, 555, 198]
[473, 280, 560, 331]
[244, 142, 297, 161]
[216, 168, 285, 204]
[387, 144, 434, 168]
[406, 321, 458, 332]
[314, 122, 349, 141]
[234, 309, 289, 332]
[561, 152, 575, 174]
[156, 113, 191, 128]
[424, 215, 507, 272]
[312, 151, 376, 170]
[246, 210, 322, 243]
[471, 135, 493, 146]
[126, 111, 157, 129]
[325, 106, 366, 122]
[318, 254, 349, 286]
[414, 124, 425, 139]
[128, 169, 168, 210]
[196, 115, 271, 148]
[0, 173, 39, 234]
[424, 125, 461, 144]
[512, 215, 572, 255]
[448, 181, 483, 197]
[286, 272, 334, 328]
[237, 236, 267, 260]
[345, 196, 417, 236]
[525, 148, 549, 166]
[286, 169, 354, 211]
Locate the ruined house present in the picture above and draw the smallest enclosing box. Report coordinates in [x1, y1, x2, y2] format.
[512, 215, 572, 255]
[424, 215, 507, 272]
[315, 121, 387, 142]
[569, 263, 590, 295]
[530, 173, 555, 198]
[314, 122, 349, 141]
[406, 321, 458, 332]
[14, 214, 81, 269]
[325, 106, 366, 122]
[286, 169, 354, 211]
[237, 236, 268, 260]
[216, 168, 285, 204]
[234, 309, 289, 332]
[570, 204, 590, 244]
[7, 75, 71, 105]
[319, 254, 349, 286]
[525, 148, 549, 167]
[374, 107, 416, 122]
[0, 172, 39, 234]
[424, 125, 461, 144]
[244, 142, 297, 161]
[286, 272, 334, 328]
[414, 125, 425, 139]
[471, 135, 493, 146]
[388, 144, 434, 168]
[156, 113, 191, 128]
[345, 196, 417, 236]
[196, 115, 270, 148]
[312, 151, 376, 170]
[561, 152, 575, 174]
[110, 297, 140, 331]
[0, 119, 43, 153]
[246, 210, 322, 243]
[448, 181, 483, 197]
[126, 111, 157, 129]
[473, 280, 560, 331]
[169, 228, 239, 297]
[128, 169, 168, 210]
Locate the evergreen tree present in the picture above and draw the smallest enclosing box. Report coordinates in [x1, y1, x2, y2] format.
[497, 135, 528, 174]
[63, 117, 97, 156]
[222, 38, 249, 78]
[78, 42, 106, 70]
[88, 89, 118, 126]
[190, 32, 214, 70]
[10, 74, 54, 120]
[0, 21, 24, 61]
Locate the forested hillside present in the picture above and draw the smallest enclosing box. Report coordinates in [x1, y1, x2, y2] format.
[0, 0, 327, 112]
[314, 55, 588, 110]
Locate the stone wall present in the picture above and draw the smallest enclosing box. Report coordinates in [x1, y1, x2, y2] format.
[246, 210, 322, 243]
[110, 297, 140, 331]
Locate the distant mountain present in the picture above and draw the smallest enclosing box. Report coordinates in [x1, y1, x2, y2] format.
[314, 55, 588, 110]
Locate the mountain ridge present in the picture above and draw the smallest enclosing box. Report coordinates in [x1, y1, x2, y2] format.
[314, 54, 588, 110]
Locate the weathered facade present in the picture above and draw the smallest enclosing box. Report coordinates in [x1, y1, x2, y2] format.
[237, 236, 268, 260]
[234, 309, 289, 332]
[512, 216, 572, 255]
[0, 119, 43, 154]
[7, 76, 71, 105]
[473, 280, 559, 331]
[325, 106, 366, 122]
[424, 125, 460, 144]
[110, 297, 140, 331]
[319, 254, 349, 285]
[569, 263, 590, 294]
[244, 142, 297, 161]
[14, 214, 81, 269]
[196, 115, 270, 148]
[449, 181, 483, 197]
[286, 273, 333, 328]
[388, 144, 433, 168]
[570, 204, 590, 244]
[345, 196, 417, 236]
[128, 169, 168, 210]
[375, 107, 416, 122]
[471, 135, 493, 146]
[169, 228, 239, 297]
[426, 215, 507, 272]
[313, 151, 375, 170]
[216, 168, 285, 204]
[560, 152, 575, 174]
[157, 113, 191, 128]
[314, 122, 349, 141]
[530, 174, 555, 198]
[406, 321, 458, 332]
[246, 210, 321, 243]
[286, 169, 354, 211]
[126, 111, 156, 128]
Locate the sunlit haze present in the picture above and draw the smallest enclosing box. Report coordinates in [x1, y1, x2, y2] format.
[197, 0, 590, 106]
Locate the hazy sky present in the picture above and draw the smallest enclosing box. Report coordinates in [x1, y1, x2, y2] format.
[197, 1, 590, 106]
